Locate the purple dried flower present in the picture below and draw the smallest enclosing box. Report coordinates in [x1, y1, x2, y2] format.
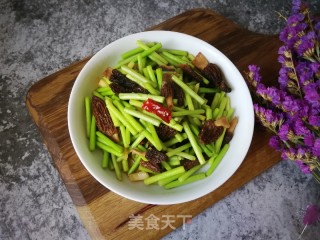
[304, 83, 320, 108]
[295, 160, 312, 174]
[293, 118, 310, 135]
[296, 32, 316, 58]
[304, 133, 315, 146]
[278, 123, 290, 141]
[292, 0, 302, 14]
[282, 95, 301, 115]
[312, 138, 320, 157]
[278, 67, 290, 90]
[303, 204, 320, 225]
[246, 0, 320, 178]
[310, 62, 320, 75]
[247, 65, 262, 87]
[287, 13, 305, 25]
[269, 136, 283, 151]
[296, 62, 314, 87]
[308, 115, 320, 127]
[281, 147, 296, 160]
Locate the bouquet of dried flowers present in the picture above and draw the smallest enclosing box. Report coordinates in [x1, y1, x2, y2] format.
[245, 0, 320, 183]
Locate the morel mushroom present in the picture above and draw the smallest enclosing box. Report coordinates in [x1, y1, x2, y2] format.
[179, 64, 204, 83]
[155, 123, 177, 141]
[160, 73, 174, 109]
[181, 159, 200, 171]
[145, 146, 168, 164]
[192, 52, 231, 92]
[173, 82, 185, 106]
[198, 119, 224, 145]
[107, 68, 147, 94]
[131, 147, 168, 173]
[92, 96, 119, 142]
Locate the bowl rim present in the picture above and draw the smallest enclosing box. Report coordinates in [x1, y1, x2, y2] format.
[68, 30, 254, 205]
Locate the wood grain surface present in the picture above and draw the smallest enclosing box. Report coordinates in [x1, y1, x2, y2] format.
[26, 9, 281, 239]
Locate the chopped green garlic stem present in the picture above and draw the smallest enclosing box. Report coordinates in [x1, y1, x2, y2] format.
[147, 65, 157, 85]
[124, 108, 161, 127]
[144, 166, 185, 185]
[198, 87, 219, 94]
[89, 116, 96, 151]
[136, 40, 168, 65]
[96, 131, 123, 153]
[111, 154, 122, 181]
[113, 100, 144, 132]
[85, 96, 91, 138]
[172, 109, 205, 117]
[158, 172, 184, 186]
[211, 92, 221, 110]
[128, 157, 141, 174]
[212, 108, 219, 120]
[96, 141, 122, 157]
[176, 151, 196, 160]
[206, 144, 229, 176]
[119, 125, 129, 148]
[216, 97, 228, 119]
[145, 121, 164, 151]
[174, 133, 185, 142]
[141, 129, 162, 151]
[166, 142, 192, 157]
[164, 133, 188, 147]
[178, 164, 202, 182]
[129, 99, 143, 108]
[185, 92, 195, 111]
[164, 173, 206, 189]
[161, 161, 172, 171]
[119, 93, 164, 103]
[215, 128, 227, 154]
[159, 53, 179, 66]
[182, 121, 206, 165]
[102, 151, 110, 169]
[159, 48, 188, 56]
[206, 107, 213, 120]
[226, 108, 235, 121]
[121, 65, 150, 84]
[156, 68, 163, 90]
[121, 47, 144, 60]
[171, 75, 206, 105]
[130, 132, 145, 149]
[115, 43, 162, 68]
[162, 51, 189, 65]
[105, 98, 138, 135]
[137, 54, 145, 73]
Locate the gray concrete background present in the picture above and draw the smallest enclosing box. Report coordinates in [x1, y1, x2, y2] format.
[1, 0, 320, 239]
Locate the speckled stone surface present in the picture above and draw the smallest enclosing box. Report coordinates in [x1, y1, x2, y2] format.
[1, 0, 320, 239]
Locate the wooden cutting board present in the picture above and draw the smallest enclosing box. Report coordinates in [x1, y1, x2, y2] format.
[26, 9, 282, 239]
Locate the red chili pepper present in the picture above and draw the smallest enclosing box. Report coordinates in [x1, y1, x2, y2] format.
[142, 98, 172, 123]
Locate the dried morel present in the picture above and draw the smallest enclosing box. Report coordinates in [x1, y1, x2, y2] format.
[192, 52, 231, 92]
[92, 96, 118, 141]
[145, 146, 168, 164]
[109, 69, 147, 94]
[173, 82, 185, 106]
[179, 64, 203, 83]
[202, 63, 231, 92]
[138, 147, 168, 173]
[161, 73, 174, 109]
[155, 123, 177, 141]
[140, 160, 162, 173]
[198, 119, 224, 145]
[181, 159, 200, 171]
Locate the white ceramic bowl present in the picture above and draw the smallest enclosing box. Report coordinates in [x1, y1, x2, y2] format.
[68, 30, 254, 205]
